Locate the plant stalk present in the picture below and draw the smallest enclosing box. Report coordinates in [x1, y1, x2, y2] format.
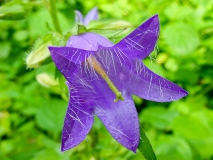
[49, 0, 62, 33]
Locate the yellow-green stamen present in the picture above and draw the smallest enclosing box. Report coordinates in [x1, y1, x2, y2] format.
[89, 56, 124, 102]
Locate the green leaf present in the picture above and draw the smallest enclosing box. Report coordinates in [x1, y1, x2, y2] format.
[140, 106, 179, 129]
[138, 127, 157, 160]
[0, 42, 11, 59]
[189, 0, 212, 6]
[172, 109, 213, 158]
[163, 22, 200, 55]
[31, 148, 69, 160]
[28, 8, 70, 37]
[155, 135, 194, 160]
[35, 99, 67, 137]
[164, 2, 194, 21]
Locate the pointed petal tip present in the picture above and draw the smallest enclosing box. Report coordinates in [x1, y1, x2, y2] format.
[153, 14, 159, 17]
[47, 46, 58, 57]
[182, 89, 189, 97]
[150, 14, 159, 22]
[129, 137, 140, 153]
[60, 138, 79, 152]
[61, 141, 77, 152]
[170, 88, 188, 102]
[130, 144, 138, 153]
[61, 144, 72, 152]
[61, 146, 66, 152]
[47, 46, 54, 53]
[61, 142, 68, 152]
[118, 136, 139, 153]
[118, 137, 139, 153]
[91, 6, 98, 12]
[146, 14, 159, 26]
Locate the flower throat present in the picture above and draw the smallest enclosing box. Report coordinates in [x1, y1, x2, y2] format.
[87, 56, 124, 102]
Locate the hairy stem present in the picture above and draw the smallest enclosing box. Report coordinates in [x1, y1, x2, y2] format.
[49, 0, 62, 33]
[89, 56, 124, 102]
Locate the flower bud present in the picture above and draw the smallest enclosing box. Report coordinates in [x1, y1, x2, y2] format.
[36, 73, 59, 88]
[101, 20, 132, 30]
[86, 20, 133, 40]
[26, 41, 52, 68]
[36, 73, 60, 93]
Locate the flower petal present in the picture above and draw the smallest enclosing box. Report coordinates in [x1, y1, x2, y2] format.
[65, 57, 140, 152]
[66, 32, 113, 51]
[48, 46, 94, 66]
[84, 7, 98, 26]
[48, 46, 79, 82]
[93, 48, 188, 102]
[115, 14, 159, 60]
[94, 91, 140, 152]
[61, 82, 94, 151]
[122, 60, 188, 102]
[75, 10, 84, 24]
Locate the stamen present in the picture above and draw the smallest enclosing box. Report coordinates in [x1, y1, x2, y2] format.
[88, 56, 124, 102]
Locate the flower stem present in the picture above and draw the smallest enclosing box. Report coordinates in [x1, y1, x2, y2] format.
[49, 0, 62, 33]
[90, 56, 124, 102]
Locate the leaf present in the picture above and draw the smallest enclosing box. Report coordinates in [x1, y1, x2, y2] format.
[139, 106, 179, 129]
[138, 127, 157, 160]
[171, 109, 213, 158]
[164, 2, 194, 20]
[35, 99, 67, 136]
[31, 148, 69, 160]
[0, 42, 11, 59]
[28, 8, 70, 37]
[155, 135, 194, 160]
[163, 22, 200, 55]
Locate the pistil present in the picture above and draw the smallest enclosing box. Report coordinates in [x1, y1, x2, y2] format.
[88, 56, 124, 102]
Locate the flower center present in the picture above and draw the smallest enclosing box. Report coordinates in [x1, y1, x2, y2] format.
[88, 56, 124, 102]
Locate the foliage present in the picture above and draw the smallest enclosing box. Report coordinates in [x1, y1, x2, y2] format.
[0, 0, 213, 160]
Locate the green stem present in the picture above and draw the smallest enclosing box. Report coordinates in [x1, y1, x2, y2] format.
[197, 81, 213, 97]
[49, 0, 62, 33]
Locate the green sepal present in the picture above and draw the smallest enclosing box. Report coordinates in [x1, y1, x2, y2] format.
[78, 24, 87, 34]
[51, 32, 67, 46]
[26, 34, 52, 68]
[138, 126, 157, 160]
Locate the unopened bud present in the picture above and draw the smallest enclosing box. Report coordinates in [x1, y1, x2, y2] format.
[36, 73, 60, 93]
[102, 20, 132, 30]
[26, 41, 52, 68]
[87, 20, 133, 39]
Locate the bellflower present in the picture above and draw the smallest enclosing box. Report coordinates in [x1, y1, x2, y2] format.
[75, 7, 98, 26]
[48, 15, 188, 152]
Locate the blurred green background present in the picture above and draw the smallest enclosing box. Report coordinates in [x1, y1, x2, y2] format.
[0, 0, 213, 160]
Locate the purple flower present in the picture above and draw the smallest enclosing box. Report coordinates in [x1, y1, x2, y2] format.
[48, 15, 188, 152]
[75, 7, 98, 26]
